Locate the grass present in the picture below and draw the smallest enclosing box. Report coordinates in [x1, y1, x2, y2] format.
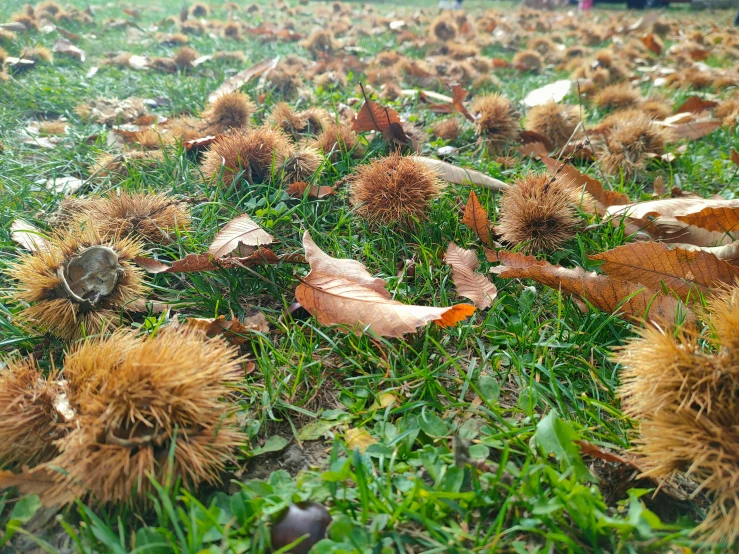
[0, 0, 738, 552]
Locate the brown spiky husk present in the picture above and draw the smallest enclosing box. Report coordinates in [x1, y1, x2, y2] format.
[525, 102, 582, 148]
[0, 359, 68, 467]
[95, 150, 165, 179]
[616, 287, 739, 546]
[0, 46, 7, 65]
[200, 127, 295, 187]
[512, 50, 543, 72]
[21, 45, 52, 63]
[202, 91, 255, 134]
[313, 123, 360, 161]
[592, 83, 641, 110]
[283, 146, 324, 183]
[173, 46, 199, 69]
[266, 102, 308, 140]
[6, 225, 148, 340]
[470, 93, 519, 155]
[181, 19, 205, 35]
[190, 2, 210, 17]
[304, 29, 337, 57]
[54, 329, 244, 504]
[223, 21, 241, 38]
[599, 113, 668, 178]
[432, 118, 462, 141]
[56, 192, 191, 243]
[430, 15, 457, 42]
[498, 173, 588, 253]
[349, 152, 442, 226]
[301, 107, 330, 136]
[0, 29, 17, 44]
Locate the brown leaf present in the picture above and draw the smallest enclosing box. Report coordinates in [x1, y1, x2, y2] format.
[11, 219, 51, 254]
[451, 84, 475, 123]
[575, 441, 632, 465]
[540, 156, 630, 214]
[184, 135, 219, 152]
[286, 181, 336, 198]
[653, 175, 666, 196]
[352, 98, 401, 133]
[688, 48, 710, 61]
[208, 56, 280, 104]
[640, 33, 662, 55]
[731, 149, 739, 167]
[589, 242, 739, 300]
[674, 96, 718, 115]
[0, 466, 82, 507]
[208, 214, 274, 259]
[185, 313, 268, 344]
[490, 250, 693, 324]
[444, 242, 497, 309]
[671, 242, 739, 266]
[134, 247, 304, 274]
[52, 38, 85, 62]
[607, 198, 739, 246]
[295, 232, 475, 337]
[674, 206, 739, 234]
[517, 141, 549, 158]
[461, 191, 493, 247]
[660, 119, 721, 142]
[519, 130, 555, 154]
[410, 156, 508, 191]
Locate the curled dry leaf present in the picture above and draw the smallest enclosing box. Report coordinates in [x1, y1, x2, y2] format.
[674, 206, 739, 234]
[540, 156, 629, 215]
[444, 242, 497, 309]
[671, 242, 739, 266]
[656, 119, 721, 142]
[0, 467, 82, 508]
[674, 96, 718, 115]
[589, 241, 739, 301]
[135, 247, 304, 274]
[286, 181, 336, 199]
[10, 220, 51, 254]
[185, 313, 269, 344]
[461, 190, 493, 247]
[640, 33, 662, 55]
[410, 156, 508, 192]
[208, 56, 280, 104]
[489, 250, 693, 325]
[451, 84, 475, 122]
[52, 38, 85, 62]
[607, 198, 739, 246]
[295, 232, 475, 338]
[521, 80, 572, 108]
[208, 214, 274, 259]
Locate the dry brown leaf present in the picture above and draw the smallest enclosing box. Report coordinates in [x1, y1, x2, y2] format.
[208, 56, 280, 104]
[674, 206, 739, 234]
[52, 38, 85, 62]
[461, 190, 493, 247]
[674, 96, 718, 115]
[352, 98, 401, 133]
[671, 242, 739, 266]
[444, 242, 497, 309]
[731, 149, 739, 167]
[660, 119, 721, 142]
[540, 156, 630, 214]
[295, 232, 475, 337]
[0, 467, 83, 507]
[607, 198, 739, 246]
[208, 214, 274, 259]
[490, 250, 693, 324]
[185, 313, 269, 344]
[451, 84, 475, 123]
[184, 135, 219, 151]
[410, 156, 508, 192]
[10, 219, 51, 254]
[653, 175, 666, 196]
[135, 247, 304, 274]
[522, 79, 572, 108]
[286, 181, 336, 198]
[589, 241, 739, 300]
[640, 33, 662, 55]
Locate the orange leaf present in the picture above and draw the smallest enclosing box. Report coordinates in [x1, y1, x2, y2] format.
[286, 181, 336, 198]
[461, 191, 493, 247]
[185, 313, 268, 344]
[674, 206, 739, 234]
[452, 84, 475, 123]
[731, 149, 739, 167]
[540, 156, 630, 214]
[491, 250, 693, 324]
[352, 99, 401, 133]
[589, 241, 739, 300]
[295, 233, 474, 337]
[640, 33, 662, 55]
[674, 96, 718, 115]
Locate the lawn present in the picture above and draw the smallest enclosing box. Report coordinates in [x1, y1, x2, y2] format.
[1, 0, 738, 552]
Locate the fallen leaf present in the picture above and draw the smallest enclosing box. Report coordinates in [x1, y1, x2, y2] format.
[184, 135, 219, 151]
[352, 98, 401, 133]
[461, 190, 492, 247]
[589, 241, 739, 300]
[451, 84, 475, 122]
[653, 175, 666, 196]
[540, 156, 630, 214]
[521, 79, 572, 108]
[575, 441, 632, 465]
[128, 54, 149, 69]
[445, 242, 497, 309]
[208, 56, 280, 104]
[185, 313, 269, 344]
[640, 33, 662, 55]
[674, 206, 739, 234]
[0, 22, 28, 31]
[286, 181, 336, 198]
[672, 242, 739, 266]
[410, 156, 508, 191]
[0, 467, 82, 507]
[208, 214, 274, 259]
[659, 119, 721, 142]
[42, 176, 85, 195]
[731, 149, 739, 167]
[490, 250, 693, 324]
[134, 247, 304, 274]
[626, 12, 659, 33]
[674, 96, 718, 115]
[295, 232, 475, 338]
[11, 220, 51, 254]
[52, 38, 85, 62]
[345, 427, 376, 453]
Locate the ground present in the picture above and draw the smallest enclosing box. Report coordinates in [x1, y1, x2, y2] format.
[0, 0, 738, 553]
